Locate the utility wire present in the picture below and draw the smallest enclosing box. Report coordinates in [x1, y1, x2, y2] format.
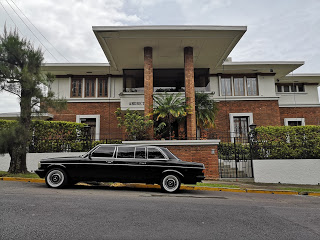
[10, 0, 70, 62]
[5, 0, 59, 62]
[0, 1, 24, 37]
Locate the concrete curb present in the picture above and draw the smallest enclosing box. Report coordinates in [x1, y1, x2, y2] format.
[1, 177, 319, 196]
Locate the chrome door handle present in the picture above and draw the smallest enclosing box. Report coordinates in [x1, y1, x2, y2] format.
[139, 162, 146, 165]
[106, 161, 113, 164]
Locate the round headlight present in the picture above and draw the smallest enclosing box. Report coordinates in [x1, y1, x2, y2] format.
[38, 161, 41, 169]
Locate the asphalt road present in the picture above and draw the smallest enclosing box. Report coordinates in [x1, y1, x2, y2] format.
[0, 181, 319, 240]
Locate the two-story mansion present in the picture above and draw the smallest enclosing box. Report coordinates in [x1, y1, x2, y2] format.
[42, 25, 320, 140]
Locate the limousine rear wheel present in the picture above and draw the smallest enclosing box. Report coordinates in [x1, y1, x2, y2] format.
[45, 168, 68, 188]
[161, 174, 181, 193]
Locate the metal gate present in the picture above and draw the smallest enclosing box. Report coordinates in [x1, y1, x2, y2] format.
[218, 136, 254, 178]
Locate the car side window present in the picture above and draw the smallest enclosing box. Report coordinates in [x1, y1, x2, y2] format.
[148, 147, 166, 159]
[117, 147, 135, 158]
[91, 146, 115, 158]
[135, 147, 146, 159]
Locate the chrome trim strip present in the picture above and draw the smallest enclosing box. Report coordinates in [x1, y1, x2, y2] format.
[41, 162, 204, 169]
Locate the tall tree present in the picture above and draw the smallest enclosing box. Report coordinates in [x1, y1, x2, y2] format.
[195, 92, 218, 139]
[0, 28, 65, 173]
[153, 92, 190, 139]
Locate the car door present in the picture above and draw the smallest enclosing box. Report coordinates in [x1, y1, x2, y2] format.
[143, 147, 169, 182]
[77, 145, 116, 181]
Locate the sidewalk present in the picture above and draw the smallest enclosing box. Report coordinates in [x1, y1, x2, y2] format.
[1, 176, 320, 196]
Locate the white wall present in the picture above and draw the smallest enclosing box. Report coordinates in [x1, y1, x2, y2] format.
[277, 85, 320, 106]
[253, 159, 320, 185]
[0, 153, 86, 172]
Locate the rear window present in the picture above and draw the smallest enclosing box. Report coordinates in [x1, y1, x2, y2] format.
[148, 147, 166, 159]
[91, 146, 115, 158]
[117, 147, 135, 158]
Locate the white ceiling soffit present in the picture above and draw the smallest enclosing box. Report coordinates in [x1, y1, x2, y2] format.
[215, 61, 305, 79]
[93, 25, 247, 72]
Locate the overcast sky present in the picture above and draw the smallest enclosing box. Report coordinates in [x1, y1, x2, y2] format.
[0, 0, 319, 113]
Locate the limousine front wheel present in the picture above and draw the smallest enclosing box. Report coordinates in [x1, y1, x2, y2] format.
[45, 168, 68, 188]
[161, 174, 181, 193]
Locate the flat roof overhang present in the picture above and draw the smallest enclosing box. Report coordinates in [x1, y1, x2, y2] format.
[281, 73, 320, 84]
[93, 25, 247, 73]
[213, 61, 305, 79]
[41, 63, 121, 75]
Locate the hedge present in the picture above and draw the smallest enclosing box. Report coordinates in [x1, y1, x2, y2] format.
[217, 126, 320, 159]
[0, 120, 121, 153]
[253, 126, 320, 159]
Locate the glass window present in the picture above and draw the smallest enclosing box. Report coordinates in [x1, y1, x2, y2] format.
[117, 147, 135, 158]
[194, 69, 210, 92]
[85, 78, 95, 97]
[98, 78, 108, 97]
[135, 147, 146, 159]
[283, 85, 290, 92]
[91, 146, 115, 158]
[148, 147, 165, 159]
[276, 84, 282, 92]
[221, 78, 232, 96]
[297, 84, 305, 92]
[288, 121, 302, 126]
[71, 78, 82, 97]
[247, 78, 258, 96]
[123, 70, 144, 92]
[234, 77, 245, 96]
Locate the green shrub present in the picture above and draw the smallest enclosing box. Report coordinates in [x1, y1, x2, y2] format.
[253, 126, 320, 159]
[0, 120, 122, 153]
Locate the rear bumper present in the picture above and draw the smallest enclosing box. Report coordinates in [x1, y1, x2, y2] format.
[184, 175, 205, 184]
[35, 169, 46, 178]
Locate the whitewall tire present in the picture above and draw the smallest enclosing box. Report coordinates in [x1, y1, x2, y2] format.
[45, 168, 68, 188]
[161, 174, 181, 193]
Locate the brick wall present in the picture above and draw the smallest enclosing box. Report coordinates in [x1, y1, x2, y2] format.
[165, 145, 219, 179]
[280, 107, 320, 125]
[51, 102, 124, 139]
[184, 47, 197, 139]
[213, 100, 281, 133]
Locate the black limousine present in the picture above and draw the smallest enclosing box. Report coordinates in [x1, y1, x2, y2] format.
[35, 144, 205, 193]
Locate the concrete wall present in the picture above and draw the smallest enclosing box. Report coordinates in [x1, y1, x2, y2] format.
[0, 152, 86, 172]
[253, 159, 320, 185]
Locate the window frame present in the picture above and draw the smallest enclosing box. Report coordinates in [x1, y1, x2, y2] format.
[284, 118, 305, 126]
[85, 78, 96, 98]
[70, 78, 83, 98]
[147, 147, 167, 160]
[246, 77, 259, 96]
[98, 77, 108, 97]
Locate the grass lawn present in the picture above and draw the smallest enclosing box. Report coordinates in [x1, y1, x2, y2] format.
[0, 171, 39, 178]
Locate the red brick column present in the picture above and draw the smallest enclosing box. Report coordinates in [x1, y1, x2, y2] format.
[184, 47, 196, 140]
[144, 47, 154, 138]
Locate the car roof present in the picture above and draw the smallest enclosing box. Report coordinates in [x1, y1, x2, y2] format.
[97, 144, 162, 148]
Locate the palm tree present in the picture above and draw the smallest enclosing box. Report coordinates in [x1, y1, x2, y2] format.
[153, 92, 190, 139]
[195, 92, 218, 139]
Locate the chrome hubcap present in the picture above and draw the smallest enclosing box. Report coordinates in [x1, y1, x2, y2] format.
[47, 170, 64, 187]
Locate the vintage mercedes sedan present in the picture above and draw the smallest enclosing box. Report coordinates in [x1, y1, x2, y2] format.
[35, 144, 205, 193]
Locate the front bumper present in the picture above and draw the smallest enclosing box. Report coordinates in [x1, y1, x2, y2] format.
[35, 169, 46, 178]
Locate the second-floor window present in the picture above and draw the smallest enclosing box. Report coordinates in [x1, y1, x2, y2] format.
[276, 83, 305, 93]
[85, 79, 95, 97]
[71, 78, 82, 97]
[220, 75, 258, 96]
[98, 78, 108, 97]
